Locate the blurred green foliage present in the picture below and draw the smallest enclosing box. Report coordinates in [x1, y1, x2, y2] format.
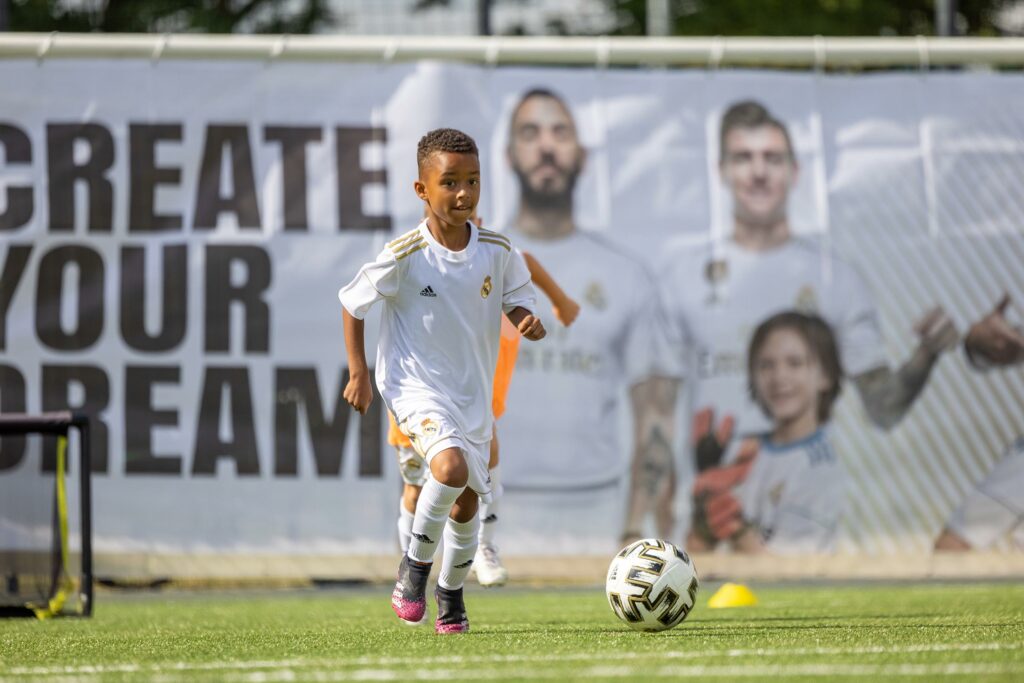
[6, 0, 1017, 36]
[9, 0, 335, 33]
[609, 0, 1013, 37]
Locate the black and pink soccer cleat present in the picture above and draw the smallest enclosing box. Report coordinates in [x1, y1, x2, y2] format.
[391, 555, 430, 624]
[434, 585, 469, 634]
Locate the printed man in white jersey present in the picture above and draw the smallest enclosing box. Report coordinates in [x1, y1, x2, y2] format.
[647, 100, 960, 549]
[497, 88, 673, 548]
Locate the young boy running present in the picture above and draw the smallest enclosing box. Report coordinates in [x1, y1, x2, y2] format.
[389, 250, 578, 589]
[339, 128, 545, 633]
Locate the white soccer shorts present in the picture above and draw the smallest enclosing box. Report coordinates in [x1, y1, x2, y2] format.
[398, 411, 493, 504]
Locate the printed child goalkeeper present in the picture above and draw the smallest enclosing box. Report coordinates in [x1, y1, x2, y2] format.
[338, 128, 544, 634]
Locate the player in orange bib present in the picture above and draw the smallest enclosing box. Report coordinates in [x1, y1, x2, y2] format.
[390, 248, 578, 588]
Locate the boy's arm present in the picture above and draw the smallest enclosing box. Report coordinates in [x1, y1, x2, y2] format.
[506, 306, 546, 341]
[337, 247, 402, 415]
[521, 251, 579, 327]
[342, 308, 373, 414]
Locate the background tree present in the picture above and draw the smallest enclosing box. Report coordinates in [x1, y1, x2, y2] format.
[6, 0, 1018, 36]
[608, 0, 1015, 37]
[9, 0, 335, 34]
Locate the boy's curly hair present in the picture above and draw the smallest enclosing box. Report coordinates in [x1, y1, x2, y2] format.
[417, 128, 478, 171]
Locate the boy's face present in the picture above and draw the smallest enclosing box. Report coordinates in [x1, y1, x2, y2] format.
[753, 328, 828, 425]
[415, 151, 481, 229]
[720, 125, 797, 228]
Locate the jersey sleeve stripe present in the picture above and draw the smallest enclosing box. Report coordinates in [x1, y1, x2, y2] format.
[361, 270, 388, 298]
[504, 278, 532, 296]
[387, 229, 422, 250]
[392, 236, 426, 257]
[478, 229, 511, 245]
[478, 237, 512, 251]
[395, 242, 427, 261]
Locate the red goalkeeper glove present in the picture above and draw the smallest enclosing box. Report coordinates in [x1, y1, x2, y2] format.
[692, 407, 734, 473]
[690, 438, 758, 544]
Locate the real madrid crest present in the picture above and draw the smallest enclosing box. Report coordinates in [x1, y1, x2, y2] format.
[481, 275, 492, 298]
[420, 418, 439, 437]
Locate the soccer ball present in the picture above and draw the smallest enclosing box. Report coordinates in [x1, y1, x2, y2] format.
[605, 538, 699, 632]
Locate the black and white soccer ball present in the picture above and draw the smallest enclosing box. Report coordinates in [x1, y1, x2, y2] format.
[605, 538, 699, 632]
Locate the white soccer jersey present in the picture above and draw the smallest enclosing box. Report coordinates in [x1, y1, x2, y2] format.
[660, 236, 886, 436]
[946, 436, 1024, 550]
[733, 428, 844, 554]
[499, 230, 667, 490]
[338, 221, 536, 445]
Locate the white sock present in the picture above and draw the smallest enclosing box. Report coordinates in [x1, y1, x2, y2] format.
[438, 515, 480, 590]
[408, 478, 464, 564]
[397, 502, 414, 554]
[478, 465, 502, 547]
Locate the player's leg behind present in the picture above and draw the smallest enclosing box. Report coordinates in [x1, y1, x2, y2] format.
[389, 414, 425, 555]
[474, 429, 509, 587]
[474, 328, 519, 587]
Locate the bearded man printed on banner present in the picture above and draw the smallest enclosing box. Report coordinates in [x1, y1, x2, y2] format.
[494, 88, 674, 547]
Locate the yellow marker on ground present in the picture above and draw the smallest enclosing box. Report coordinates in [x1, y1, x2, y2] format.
[707, 582, 758, 608]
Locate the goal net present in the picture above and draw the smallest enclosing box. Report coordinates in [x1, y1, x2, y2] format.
[0, 413, 93, 618]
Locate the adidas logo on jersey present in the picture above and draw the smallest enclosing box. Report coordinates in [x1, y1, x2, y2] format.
[420, 286, 437, 297]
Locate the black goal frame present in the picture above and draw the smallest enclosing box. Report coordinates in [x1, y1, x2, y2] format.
[0, 411, 93, 617]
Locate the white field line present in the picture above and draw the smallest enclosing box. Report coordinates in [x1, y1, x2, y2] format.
[223, 662, 1024, 682]
[2, 641, 1021, 678]
[5, 663, 1023, 683]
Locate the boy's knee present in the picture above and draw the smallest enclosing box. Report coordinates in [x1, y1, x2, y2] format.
[430, 448, 469, 487]
[451, 489, 479, 523]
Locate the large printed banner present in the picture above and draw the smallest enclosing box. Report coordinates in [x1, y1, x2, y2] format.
[1, 59, 1023, 567]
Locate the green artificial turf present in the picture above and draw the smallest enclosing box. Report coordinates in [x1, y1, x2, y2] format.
[2, 582, 1022, 681]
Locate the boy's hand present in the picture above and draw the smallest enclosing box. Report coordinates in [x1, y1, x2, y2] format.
[343, 371, 373, 414]
[517, 314, 546, 340]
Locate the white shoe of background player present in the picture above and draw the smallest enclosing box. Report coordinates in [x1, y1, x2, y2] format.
[473, 544, 509, 587]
